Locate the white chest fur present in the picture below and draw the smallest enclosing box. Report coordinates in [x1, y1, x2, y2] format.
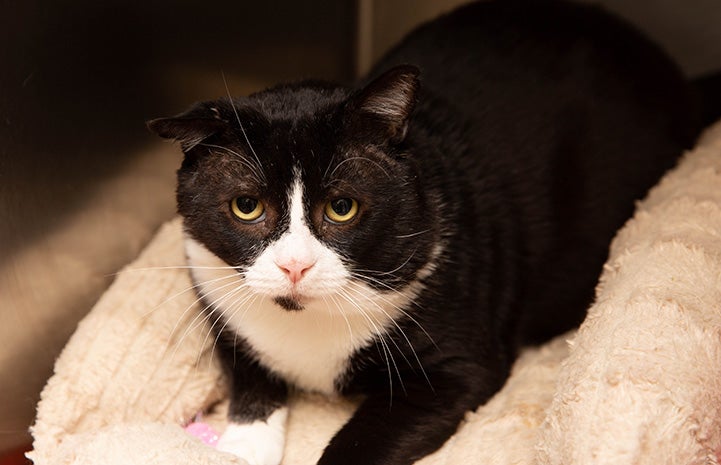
[185, 238, 411, 394]
[223, 291, 391, 394]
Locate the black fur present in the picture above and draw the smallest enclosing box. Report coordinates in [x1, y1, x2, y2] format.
[148, 1, 700, 464]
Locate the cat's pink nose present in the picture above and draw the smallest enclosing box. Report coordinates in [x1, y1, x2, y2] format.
[276, 259, 314, 284]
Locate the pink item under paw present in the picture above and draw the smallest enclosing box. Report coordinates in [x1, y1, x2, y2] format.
[185, 421, 220, 446]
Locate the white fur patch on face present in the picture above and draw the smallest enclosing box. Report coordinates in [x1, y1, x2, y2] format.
[185, 176, 440, 394]
[216, 408, 287, 465]
[244, 179, 349, 301]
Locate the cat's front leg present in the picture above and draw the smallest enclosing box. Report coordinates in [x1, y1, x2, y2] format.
[318, 368, 499, 465]
[215, 342, 289, 465]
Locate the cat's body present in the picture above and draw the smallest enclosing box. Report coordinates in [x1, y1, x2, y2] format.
[149, 2, 699, 465]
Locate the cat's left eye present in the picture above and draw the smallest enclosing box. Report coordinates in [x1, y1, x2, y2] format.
[231, 197, 265, 223]
[324, 198, 359, 224]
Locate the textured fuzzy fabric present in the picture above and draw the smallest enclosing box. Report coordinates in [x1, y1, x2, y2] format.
[536, 123, 721, 465]
[29, 122, 721, 464]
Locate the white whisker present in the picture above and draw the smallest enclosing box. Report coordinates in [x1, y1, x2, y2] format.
[142, 272, 240, 320]
[195, 283, 254, 366]
[208, 289, 260, 369]
[345, 282, 434, 392]
[200, 143, 265, 185]
[341, 284, 415, 371]
[125, 265, 241, 272]
[350, 248, 418, 278]
[349, 275, 439, 353]
[336, 287, 404, 398]
[221, 71, 266, 183]
[328, 156, 392, 181]
[395, 229, 431, 239]
[322, 151, 336, 180]
[165, 277, 248, 363]
[327, 294, 354, 343]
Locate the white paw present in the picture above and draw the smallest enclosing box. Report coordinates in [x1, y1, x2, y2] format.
[216, 408, 288, 465]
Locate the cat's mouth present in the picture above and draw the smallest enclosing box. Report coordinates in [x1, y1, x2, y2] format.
[273, 295, 305, 311]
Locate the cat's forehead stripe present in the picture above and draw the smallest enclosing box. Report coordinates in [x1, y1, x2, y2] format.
[288, 172, 306, 234]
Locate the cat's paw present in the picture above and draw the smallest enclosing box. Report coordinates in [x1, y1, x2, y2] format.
[216, 409, 287, 465]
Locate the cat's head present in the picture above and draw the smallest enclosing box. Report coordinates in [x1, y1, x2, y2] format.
[148, 65, 441, 314]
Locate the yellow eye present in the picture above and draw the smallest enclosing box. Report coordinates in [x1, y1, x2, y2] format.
[231, 197, 265, 222]
[324, 198, 358, 224]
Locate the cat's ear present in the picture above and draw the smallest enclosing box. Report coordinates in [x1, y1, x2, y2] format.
[346, 64, 420, 144]
[147, 104, 226, 151]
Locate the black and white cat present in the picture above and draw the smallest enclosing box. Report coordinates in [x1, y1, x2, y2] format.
[149, 1, 699, 464]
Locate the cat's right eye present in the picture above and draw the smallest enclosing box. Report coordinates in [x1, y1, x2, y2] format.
[231, 197, 265, 223]
[324, 198, 359, 224]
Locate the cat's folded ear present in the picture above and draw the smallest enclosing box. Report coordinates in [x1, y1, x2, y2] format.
[345, 64, 420, 145]
[147, 103, 227, 151]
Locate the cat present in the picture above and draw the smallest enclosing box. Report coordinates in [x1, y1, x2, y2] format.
[148, 1, 699, 464]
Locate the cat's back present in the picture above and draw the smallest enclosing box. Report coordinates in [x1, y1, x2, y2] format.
[372, 0, 695, 146]
[371, 0, 699, 343]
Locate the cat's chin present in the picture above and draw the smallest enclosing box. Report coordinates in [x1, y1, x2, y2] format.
[273, 295, 306, 311]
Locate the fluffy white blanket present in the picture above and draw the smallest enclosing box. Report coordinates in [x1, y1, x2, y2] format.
[28, 122, 721, 465]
